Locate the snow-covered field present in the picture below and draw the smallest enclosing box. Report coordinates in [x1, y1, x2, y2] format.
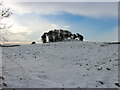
[1, 41, 119, 88]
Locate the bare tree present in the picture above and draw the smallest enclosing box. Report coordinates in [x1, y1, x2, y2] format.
[0, 2, 12, 42]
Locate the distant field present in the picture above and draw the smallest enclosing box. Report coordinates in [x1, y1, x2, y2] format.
[0, 42, 42, 45]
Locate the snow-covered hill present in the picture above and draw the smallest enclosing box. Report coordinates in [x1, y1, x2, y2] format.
[1, 41, 119, 88]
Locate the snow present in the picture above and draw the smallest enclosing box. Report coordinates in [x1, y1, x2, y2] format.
[1, 41, 119, 88]
[0, 47, 2, 89]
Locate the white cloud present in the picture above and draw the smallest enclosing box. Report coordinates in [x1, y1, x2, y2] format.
[7, 33, 30, 41]
[64, 25, 70, 29]
[10, 23, 31, 34]
[7, 15, 71, 41]
[5, 2, 118, 18]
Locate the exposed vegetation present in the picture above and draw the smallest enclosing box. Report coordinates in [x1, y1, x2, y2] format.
[0, 44, 20, 47]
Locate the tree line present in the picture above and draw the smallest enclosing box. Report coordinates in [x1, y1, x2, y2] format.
[41, 29, 84, 43]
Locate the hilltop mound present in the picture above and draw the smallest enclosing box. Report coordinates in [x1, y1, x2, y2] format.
[1, 41, 119, 88]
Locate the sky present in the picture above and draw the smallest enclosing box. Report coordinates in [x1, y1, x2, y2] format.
[2, 1, 118, 42]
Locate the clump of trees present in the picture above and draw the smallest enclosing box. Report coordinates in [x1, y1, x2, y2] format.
[41, 29, 84, 43]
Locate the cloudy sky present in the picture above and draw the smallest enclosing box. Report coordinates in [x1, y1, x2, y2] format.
[3, 1, 118, 42]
